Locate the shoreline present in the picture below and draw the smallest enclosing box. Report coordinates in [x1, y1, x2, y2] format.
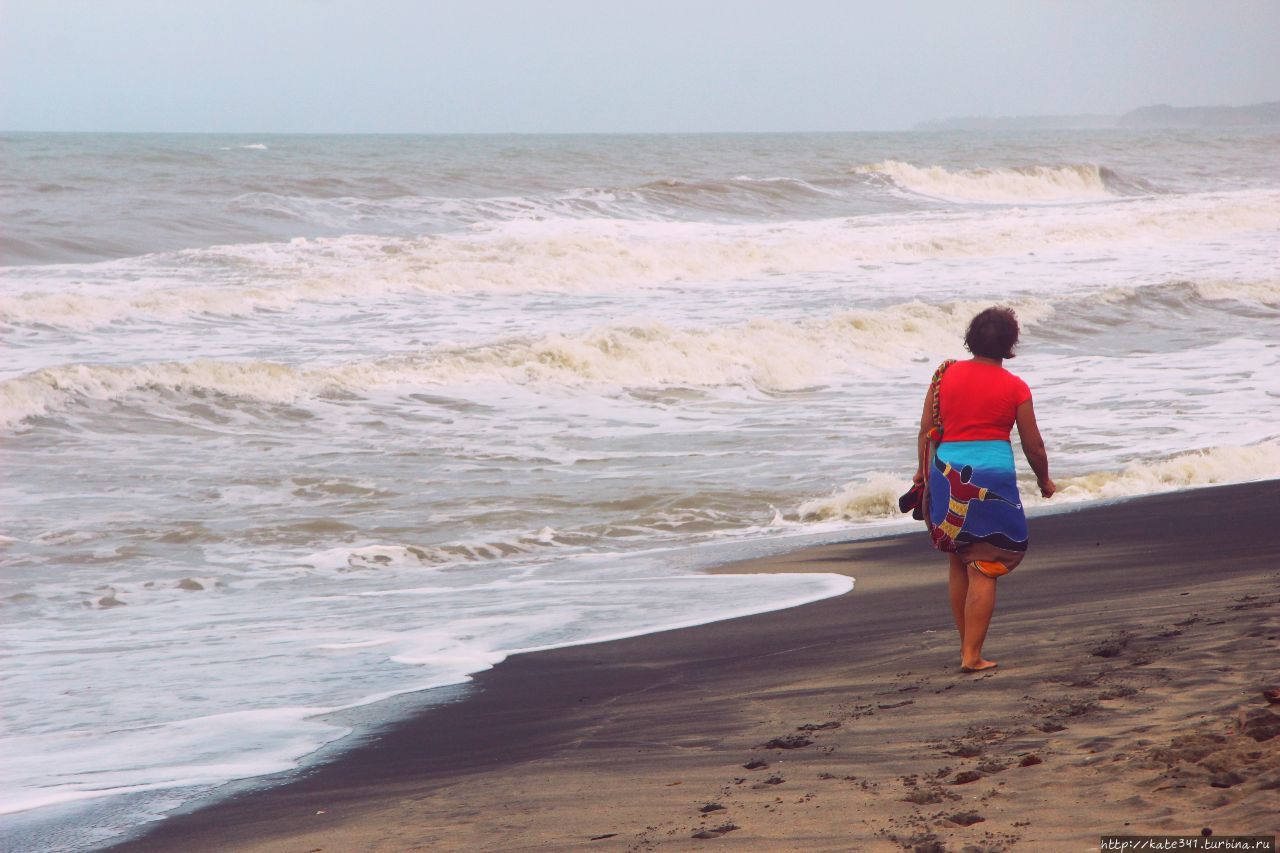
[112, 480, 1280, 850]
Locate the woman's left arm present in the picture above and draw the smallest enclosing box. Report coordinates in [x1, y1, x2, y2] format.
[1015, 399, 1055, 498]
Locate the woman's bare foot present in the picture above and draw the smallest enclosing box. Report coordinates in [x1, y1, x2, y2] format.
[960, 659, 998, 673]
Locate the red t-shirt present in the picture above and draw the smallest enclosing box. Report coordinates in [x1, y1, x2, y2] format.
[938, 361, 1031, 442]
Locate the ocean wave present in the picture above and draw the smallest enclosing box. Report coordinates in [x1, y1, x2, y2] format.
[0, 299, 1048, 427]
[793, 472, 909, 521]
[0, 172, 853, 266]
[4, 190, 1277, 329]
[223, 174, 848, 231]
[0, 707, 345, 818]
[300, 530, 566, 573]
[1087, 277, 1280, 306]
[1030, 443, 1280, 505]
[624, 175, 848, 211]
[7, 275, 1280, 428]
[795, 441, 1280, 522]
[852, 160, 1150, 204]
[1044, 278, 1280, 327]
[224, 188, 628, 229]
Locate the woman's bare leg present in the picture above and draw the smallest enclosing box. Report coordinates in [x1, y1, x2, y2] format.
[947, 554, 967, 640]
[960, 563, 998, 671]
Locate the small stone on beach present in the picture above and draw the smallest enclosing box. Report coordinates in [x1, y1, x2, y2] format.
[796, 721, 840, 731]
[946, 811, 985, 826]
[691, 823, 738, 839]
[1240, 708, 1280, 742]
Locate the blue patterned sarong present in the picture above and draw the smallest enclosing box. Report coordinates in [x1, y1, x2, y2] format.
[926, 439, 1028, 575]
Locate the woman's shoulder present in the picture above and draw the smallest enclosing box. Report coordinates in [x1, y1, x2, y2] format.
[946, 360, 1031, 395]
[998, 365, 1032, 401]
[999, 363, 1028, 382]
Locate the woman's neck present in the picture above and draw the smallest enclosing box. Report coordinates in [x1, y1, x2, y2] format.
[971, 356, 1003, 366]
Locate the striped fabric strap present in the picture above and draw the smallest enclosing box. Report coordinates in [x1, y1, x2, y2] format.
[927, 359, 957, 442]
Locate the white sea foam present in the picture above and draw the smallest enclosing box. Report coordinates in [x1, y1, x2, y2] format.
[0, 569, 850, 830]
[794, 472, 909, 521]
[9, 271, 1280, 429]
[796, 441, 1280, 522]
[855, 160, 1126, 203]
[10, 272, 1279, 428]
[1188, 278, 1280, 306]
[0, 708, 345, 816]
[298, 537, 564, 572]
[0, 298, 1054, 427]
[302, 544, 452, 572]
[1024, 442, 1280, 505]
[1079, 278, 1280, 308]
[4, 189, 1277, 329]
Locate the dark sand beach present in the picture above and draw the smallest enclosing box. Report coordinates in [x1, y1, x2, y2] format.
[114, 481, 1280, 852]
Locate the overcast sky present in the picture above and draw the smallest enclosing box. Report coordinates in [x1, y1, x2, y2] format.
[2, 0, 1277, 133]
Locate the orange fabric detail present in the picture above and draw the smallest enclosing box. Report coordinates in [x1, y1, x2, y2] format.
[970, 560, 1010, 578]
[937, 361, 1032, 442]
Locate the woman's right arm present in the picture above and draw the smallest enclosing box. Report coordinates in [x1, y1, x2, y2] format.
[1015, 399, 1056, 498]
[914, 384, 935, 485]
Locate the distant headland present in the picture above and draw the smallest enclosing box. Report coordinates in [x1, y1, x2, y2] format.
[914, 101, 1280, 131]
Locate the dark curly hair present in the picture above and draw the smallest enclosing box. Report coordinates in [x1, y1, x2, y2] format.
[964, 307, 1020, 359]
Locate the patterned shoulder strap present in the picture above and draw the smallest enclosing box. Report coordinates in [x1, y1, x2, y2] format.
[926, 359, 957, 442]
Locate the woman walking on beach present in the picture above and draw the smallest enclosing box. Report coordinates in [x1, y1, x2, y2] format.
[914, 307, 1055, 673]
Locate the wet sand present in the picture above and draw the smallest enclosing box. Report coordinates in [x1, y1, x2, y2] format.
[113, 481, 1280, 851]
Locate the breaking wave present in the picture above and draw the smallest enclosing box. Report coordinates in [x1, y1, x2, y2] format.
[178, 176, 852, 250]
[4, 190, 1277, 329]
[795, 441, 1280, 522]
[0, 299, 1050, 427]
[6, 274, 1279, 428]
[1081, 277, 1280, 306]
[853, 160, 1149, 204]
